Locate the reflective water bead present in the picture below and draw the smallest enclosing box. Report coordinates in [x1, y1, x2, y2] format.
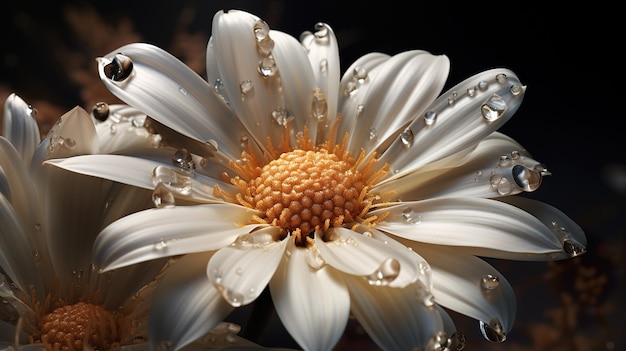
[92, 102, 110, 121]
[27, 104, 38, 118]
[400, 128, 413, 147]
[512, 164, 542, 192]
[496, 177, 512, 195]
[313, 22, 329, 39]
[256, 36, 275, 56]
[152, 182, 175, 208]
[356, 104, 364, 117]
[319, 58, 328, 76]
[352, 66, 368, 83]
[311, 88, 328, 121]
[563, 238, 586, 257]
[510, 84, 523, 96]
[481, 94, 507, 122]
[258, 56, 277, 77]
[153, 240, 168, 251]
[481, 274, 500, 290]
[178, 86, 188, 96]
[479, 318, 506, 342]
[415, 286, 435, 307]
[366, 258, 400, 286]
[477, 80, 488, 91]
[343, 81, 358, 97]
[271, 108, 288, 126]
[305, 246, 326, 270]
[368, 128, 377, 140]
[63, 138, 76, 149]
[447, 91, 458, 106]
[220, 288, 244, 307]
[496, 73, 507, 83]
[172, 148, 195, 170]
[424, 111, 437, 126]
[253, 20, 270, 41]
[151, 165, 193, 195]
[206, 139, 219, 151]
[425, 331, 465, 351]
[498, 155, 512, 167]
[402, 206, 421, 224]
[467, 86, 476, 97]
[103, 53, 133, 82]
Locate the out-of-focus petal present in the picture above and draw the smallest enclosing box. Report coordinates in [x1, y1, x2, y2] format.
[377, 69, 525, 184]
[149, 252, 234, 351]
[270, 243, 349, 351]
[96, 43, 250, 160]
[93, 204, 262, 271]
[373, 197, 566, 257]
[207, 227, 287, 306]
[1, 93, 40, 163]
[344, 274, 446, 350]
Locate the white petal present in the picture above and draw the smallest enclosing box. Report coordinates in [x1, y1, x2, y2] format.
[95, 119, 151, 153]
[374, 197, 565, 256]
[316, 226, 427, 288]
[210, 10, 285, 154]
[207, 227, 287, 306]
[269, 243, 349, 351]
[93, 204, 261, 271]
[97, 43, 249, 160]
[299, 22, 340, 142]
[44, 150, 236, 203]
[338, 50, 450, 158]
[149, 252, 233, 351]
[378, 69, 526, 184]
[411, 244, 516, 338]
[1, 93, 40, 163]
[344, 274, 445, 350]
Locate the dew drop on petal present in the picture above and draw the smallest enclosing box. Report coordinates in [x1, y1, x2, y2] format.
[563, 238, 586, 257]
[103, 53, 133, 82]
[343, 81, 358, 97]
[352, 66, 368, 83]
[240, 80, 253, 95]
[366, 258, 400, 286]
[424, 111, 437, 126]
[467, 86, 477, 97]
[152, 182, 175, 208]
[253, 20, 270, 41]
[510, 84, 523, 96]
[496, 73, 508, 83]
[319, 58, 328, 76]
[313, 22, 329, 39]
[152, 165, 192, 195]
[496, 177, 512, 195]
[402, 207, 421, 224]
[153, 240, 168, 251]
[426, 331, 465, 351]
[400, 128, 413, 147]
[356, 104, 364, 117]
[477, 80, 488, 91]
[172, 148, 195, 171]
[479, 318, 506, 342]
[311, 88, 328, 121]
[416, 285, 435, 307]
[92, 102, 110, 121]
[221, 288, 244, 307]
[481, 274, 500, 291]
[272, 108, 288, 126]
[258, 56, 277, 77]
[512, 164, 542, 192]
[305, 246, 326, 270]
[481, 94, 507, 122]
[63, 138, 76, 149]
[368, 128, 377, 141]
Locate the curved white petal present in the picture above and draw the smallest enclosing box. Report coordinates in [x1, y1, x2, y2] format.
[338, 50, 450, 158]
[1, 93, 40, 163]
[344, 274, 446, 350]
[211, 10, 285, 154]
[299, 21, 340, 143]
[411, 244, 517, 338]
[316, 226, 427, 288]
[96, 43, 250, 160]
[207, 227, 287, 306]
[269, 243, 349, 351]
[373, 197, 566, 256]
[93, 204, 261, 271]
[95, 119, 152, 153]
[149, 252, 234, 351]
[378, 69, 526, 184]
[376, 132, 542, 200]
[44, 150, 236, 204]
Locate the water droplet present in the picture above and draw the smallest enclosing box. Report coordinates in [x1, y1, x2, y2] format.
[178, 86, 188, 96]
[220, 288, 244, 307]
[257, 36, 275, 56]
[479, 318, 506, 342]
[172, 148, 195, 171]
[424, 111, 437, 126]
[477, 80, 488, 91]
[368, 128, 377, 140]
[253, 20, 270, 41]
[510, 84, 523, 96]
[28, 104, 38, 118]
[400, 128, 413, 147]
[311, 88, 328, 121]
[319, 58, 328, 76]
[481, 274, 500, 290]
[32, 250, 41, 262]
[467, 86, 476, 97]
[272, 108, 288, 126]
[533, 163, 550, 176]
[232, 233, 275, 249]
[563, 238, 586, 257]
[240, 80, 253, 95]
[402, 207, 421, 224]
[425, 331, 467, 351]
[447, 91, 458, 106]
[356, 104, 364, 116]
[103, 53, 133, 82]
[214, 78, 226, 99]
[152, 165, 193, 195]
[366, 258, 400, 286]
[313, 22, 329, 39]
[416, 286, 435, 307]
[481, 94, 507, 122]
[496, 177, 512, 195]
[63, 138, 76, 149]
[352, 66, 368, 82]
[258, 56, 277, 77]
[498, 155, 512, 167]
[153, 240, 168, 251]
[239, 135, 249, 148]
[343, 81, 358, 97]
[305, 246, 326, 270]
[512, 164, 542, 192]
[92, 102, 110, 121]
[496, 73, 508, 83]
[152, 182, 175, 208]
[109, 124, 117, 134]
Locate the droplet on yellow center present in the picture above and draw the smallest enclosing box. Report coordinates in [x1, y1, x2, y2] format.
[39, 302, 121, 351]
[243, 149, 366, 235]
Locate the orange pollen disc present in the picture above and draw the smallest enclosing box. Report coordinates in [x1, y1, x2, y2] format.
[39, 302, 122, 351]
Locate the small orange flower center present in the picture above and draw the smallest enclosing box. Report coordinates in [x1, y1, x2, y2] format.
[39, 302, 122, 351]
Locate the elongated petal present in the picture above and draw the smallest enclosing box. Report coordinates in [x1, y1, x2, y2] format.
[149, 252, 233, 351]
[338, 50, 450, 158]
[211, 10, 285, 153]
[93, 204, 261, 271]
[378, 69, 525, 184]
[316, 226, 427, 288]
[97, 43, 250, 160]
[1, 93, 40, 163]
[345, 274, 446, 350]
[373, 197, 566, 257]
[269, 243, 349, 351]
[95, 118, 152, 154]
[410, 244, 517, 339]
[207, 227, 287, 306]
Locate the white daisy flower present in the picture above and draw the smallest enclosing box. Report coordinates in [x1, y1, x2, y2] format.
[47, 9, 586, 351]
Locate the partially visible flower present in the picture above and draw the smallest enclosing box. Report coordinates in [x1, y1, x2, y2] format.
[48, 9, 587, 351]
[0, 93, 168, 350]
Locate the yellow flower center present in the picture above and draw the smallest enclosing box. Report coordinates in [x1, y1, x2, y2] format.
[216, 116, 390, 245]
[39, 302, 122, 351]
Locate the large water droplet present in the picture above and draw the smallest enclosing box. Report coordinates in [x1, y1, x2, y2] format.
[253, 20, 270, 41]
[240, 80, 253, 95]
[352, 66, 368, 83]
[424, 111, 437, 126]
[402, 207, 421, 224]
[313, 22, 329, 39]
[481, 94, 507, 122]
[258, 56, 277, 77]
[152, 182, 175, 208]
[172, 148, 195, 171]
[512, 164, 542, 192]
[496, 73, 508, 84]
[481, 274, 500, 291]
[479, 318, 506, 342]
[400, 128, 413, 147]
[92, 102, 110, 121]
[271, 108, 288, 126]
[152, 165, 192, 195]
[366, 258, 400, 286]
[220, 287, 244, 307]
[311, 88, 328, 121]
[103, 53, 133, 82]
[232, 232, 275, 249]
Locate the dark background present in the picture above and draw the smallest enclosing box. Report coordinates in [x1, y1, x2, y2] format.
[1, 1, 623, 350]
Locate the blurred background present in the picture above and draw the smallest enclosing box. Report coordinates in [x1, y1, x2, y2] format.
[1, 1, 623, 350]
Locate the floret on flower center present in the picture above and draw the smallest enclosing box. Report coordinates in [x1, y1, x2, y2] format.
[216, 116, 390, 246]
[38, 302, 122, 351]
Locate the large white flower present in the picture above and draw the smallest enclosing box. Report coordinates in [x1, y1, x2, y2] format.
[47, 9, 587, 351]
